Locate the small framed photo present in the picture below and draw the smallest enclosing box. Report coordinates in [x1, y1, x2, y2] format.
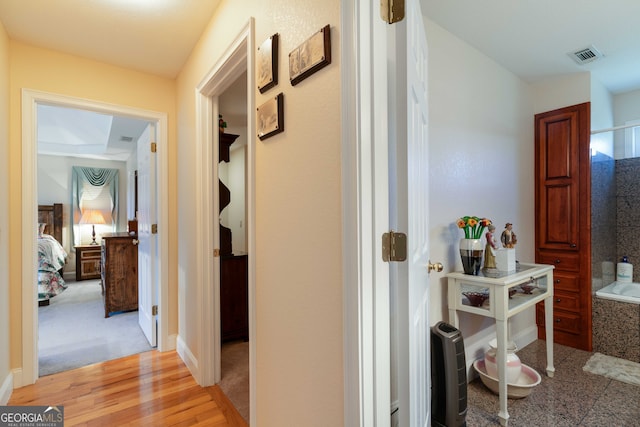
[257, 93, 284, 140]
[289, 24, 331, 86]
[257, 33, 279, 93]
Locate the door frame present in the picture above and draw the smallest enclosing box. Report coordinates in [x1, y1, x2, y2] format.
[193, 18, 256, 424]
[20, 89, 170, 386]
[341, 1, 392, 425]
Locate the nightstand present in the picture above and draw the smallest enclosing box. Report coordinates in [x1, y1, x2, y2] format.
[75, 245, 101, 281]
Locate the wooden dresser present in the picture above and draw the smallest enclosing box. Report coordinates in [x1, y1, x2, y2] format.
[75, 245, 101, 281]
[101, 232, 138, 318]
[221, 253, 249, 342]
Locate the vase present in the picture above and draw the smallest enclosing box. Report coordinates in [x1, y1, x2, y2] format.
[459, 238, 483, 275]
[484, 340, 522, 384]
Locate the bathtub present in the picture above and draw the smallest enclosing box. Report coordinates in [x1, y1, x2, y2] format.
[595, 281, 640, 304]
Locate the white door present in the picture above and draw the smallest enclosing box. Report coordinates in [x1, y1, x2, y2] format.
[396, 0, 431, 425]
[137, 123, 158, 347]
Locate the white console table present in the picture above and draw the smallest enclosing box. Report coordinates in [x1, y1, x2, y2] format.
[446, 262, 555, 426]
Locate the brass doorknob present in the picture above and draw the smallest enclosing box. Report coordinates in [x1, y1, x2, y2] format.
[427, 261, 443, 273]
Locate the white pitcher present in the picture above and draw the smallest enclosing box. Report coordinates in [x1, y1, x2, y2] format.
[484, 339, 522, 383]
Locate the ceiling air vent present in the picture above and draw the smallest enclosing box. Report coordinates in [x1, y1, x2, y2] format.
[120, 136, 134, 142]
[568, 45, 604, 65]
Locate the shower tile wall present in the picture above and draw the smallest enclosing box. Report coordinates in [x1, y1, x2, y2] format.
[616, 157, 640, 281]
[591, 153, 616, 287]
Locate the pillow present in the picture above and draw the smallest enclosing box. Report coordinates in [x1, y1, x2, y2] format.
[38, 223, 46, 237]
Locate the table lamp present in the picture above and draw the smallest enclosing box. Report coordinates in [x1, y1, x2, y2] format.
[79, 209, 107, 245]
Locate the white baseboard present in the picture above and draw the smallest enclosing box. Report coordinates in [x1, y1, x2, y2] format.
[9, 367, 23, 389]
[511, 324, 539, 351]
[159, 333, 177, 352]
[0, 371, 13, 405]
[176, 335, 199, 382]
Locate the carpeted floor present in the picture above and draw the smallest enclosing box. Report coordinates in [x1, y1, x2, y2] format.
[220, 340, 250, 423]
[38, 280, 153, 376]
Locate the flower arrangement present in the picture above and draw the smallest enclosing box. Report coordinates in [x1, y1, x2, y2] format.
[457, 216, 492, 239]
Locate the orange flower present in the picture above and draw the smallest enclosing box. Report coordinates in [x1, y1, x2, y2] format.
[457, 216, 492, 239]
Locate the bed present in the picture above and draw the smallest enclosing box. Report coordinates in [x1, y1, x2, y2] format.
[38, 203, 68, 298]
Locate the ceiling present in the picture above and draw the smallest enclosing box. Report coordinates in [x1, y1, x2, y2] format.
[37, 104, 150, 161]
[0, 0, 222, 78]
[422, 0, 640, 95]
[1, 1, 638, 160]
[0, 0, 222, 161]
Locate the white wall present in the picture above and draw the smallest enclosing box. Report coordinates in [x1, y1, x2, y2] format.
[531, 72, 591, 115]
[613, 88, 640, 159]
[219, 144, 247, 254]
[37, 155, 129, 267]
[590, 77, 614, 158]
[425, 19, 537, 370]
[219, 125, 247, 254]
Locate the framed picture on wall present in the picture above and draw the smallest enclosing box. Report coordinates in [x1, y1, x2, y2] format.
[257, 33, 279, 93]
[257, 93, 284, 140]
[289, 24, 331, 86]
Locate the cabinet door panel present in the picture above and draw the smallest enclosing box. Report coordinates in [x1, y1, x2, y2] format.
[543, 114, 576, 179]
[543, 184, 576, 246]
[537, 111, 580, 251]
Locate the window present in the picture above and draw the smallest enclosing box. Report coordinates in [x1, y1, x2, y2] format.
[71, 166, 119, 245]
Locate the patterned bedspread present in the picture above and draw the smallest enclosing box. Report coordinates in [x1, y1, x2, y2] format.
[38, 234, 68, 297]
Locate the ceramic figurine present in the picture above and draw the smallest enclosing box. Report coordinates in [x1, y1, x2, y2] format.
[501, 222, 517, 248]
[484, 224, 498, 268]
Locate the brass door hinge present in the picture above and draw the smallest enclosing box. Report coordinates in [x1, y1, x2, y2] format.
[382, 231, 407, 262]
[151, 224, 158, 234]
[381, 0, 405, 24]
[152, 305, 158, 316]
[213, 248, 220, 257]
[151, 142, 157, 153]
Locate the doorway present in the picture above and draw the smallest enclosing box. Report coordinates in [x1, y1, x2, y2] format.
[36, 107, 153, 375]
[21, 89, 170, 385]
[193, 19, 256, 425]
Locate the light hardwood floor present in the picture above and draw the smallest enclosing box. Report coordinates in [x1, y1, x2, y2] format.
[9, 350, 248, 427]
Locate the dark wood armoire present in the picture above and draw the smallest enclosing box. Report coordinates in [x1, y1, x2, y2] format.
[534, 102, 592, 351]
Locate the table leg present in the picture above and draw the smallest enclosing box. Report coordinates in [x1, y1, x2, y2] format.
[448, 307, 459, 329]
[544, 295, 555, 377]
[496, 319, 509, 426]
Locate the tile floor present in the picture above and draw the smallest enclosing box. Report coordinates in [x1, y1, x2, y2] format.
[466, 340, 640, 426]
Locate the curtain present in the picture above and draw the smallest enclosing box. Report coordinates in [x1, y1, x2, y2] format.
[71, 166, 119, 246]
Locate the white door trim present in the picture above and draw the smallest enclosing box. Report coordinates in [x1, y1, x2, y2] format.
[341, 1, 391, 425]
[193, 18, 256, 425]
[20, 89, 171, 387]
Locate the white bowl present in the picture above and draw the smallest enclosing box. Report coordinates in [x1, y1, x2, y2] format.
[473, 359, 541, 399]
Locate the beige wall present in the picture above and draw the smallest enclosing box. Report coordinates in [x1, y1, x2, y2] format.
[0, 19, 11, 403]
[176, 0, 343, 425]
[8, 42, 179, 371]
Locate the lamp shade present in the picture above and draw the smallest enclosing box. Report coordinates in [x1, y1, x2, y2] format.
[79, 209, 107, 225]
